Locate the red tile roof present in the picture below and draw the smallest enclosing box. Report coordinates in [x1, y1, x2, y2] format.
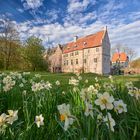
[63, 30, 105, 53]
[112, 52, 128, 62]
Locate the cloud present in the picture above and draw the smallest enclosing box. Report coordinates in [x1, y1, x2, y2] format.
[67, 0, 96, 13]
[21, 0, 44, 10]
[10, 0, 140, 57]
[16, 17, 140, 58]
[17, 8, 24, 13]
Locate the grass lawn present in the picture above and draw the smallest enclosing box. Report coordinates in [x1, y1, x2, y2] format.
[32, 72, 140, 88]
[0, 72, 140, 140]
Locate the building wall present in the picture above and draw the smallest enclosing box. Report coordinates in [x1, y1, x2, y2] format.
[62, 47, 103, 74]
[83, 47, 102, 74]
[62, 50, 83, 73]
[49, 46, 62, 72]
[102, 31, 111, 74]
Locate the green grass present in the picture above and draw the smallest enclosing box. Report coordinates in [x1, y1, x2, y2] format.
[0, 72, 140, 140]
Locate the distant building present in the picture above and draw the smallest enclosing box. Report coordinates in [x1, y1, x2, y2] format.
[46, 28, 111, 75]
[112, 52, 129, 68]
[48, 44, 62, 72]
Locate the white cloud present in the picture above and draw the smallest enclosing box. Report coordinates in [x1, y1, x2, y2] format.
[67, 0, 96, 13]
[17, 8, 24, 13]
[16, 18, 140, 57]
[21, 0, 44, 9]
[15, 0, 140, 57]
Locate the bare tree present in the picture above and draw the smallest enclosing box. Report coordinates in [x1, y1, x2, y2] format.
[0, 17, 20, 70]
[111, 44, 137, 61]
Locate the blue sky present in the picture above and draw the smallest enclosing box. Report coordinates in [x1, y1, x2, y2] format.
[0, 0, 140, 57]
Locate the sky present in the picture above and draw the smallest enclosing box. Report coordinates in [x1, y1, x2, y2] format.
[0, 0, 140, 57]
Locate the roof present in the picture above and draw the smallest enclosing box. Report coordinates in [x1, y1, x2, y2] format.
[112, 52, 128, 62]
[63, 30, 106, 53]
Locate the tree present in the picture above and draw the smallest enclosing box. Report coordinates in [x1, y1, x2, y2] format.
[0, 17, 21, 70]
[130, 58, 140, 68]
[24, 36, 46, 71]
[111, 44, 137, 61]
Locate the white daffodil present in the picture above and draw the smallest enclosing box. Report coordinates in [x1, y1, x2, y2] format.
[69, 77, 79, 86]
[125, 82, 133, 88]
[84, 102, 93, 118]
[56, 80, 60, 86]
[114, 100, 127, 114]
[22, 78, 27, 84]
[95, 92, 114, 110]
[109, 75, 113, 82]
[87, 85, 98, 95]
[44, 81, 52, 90]
[128, 86, 140, 100]
[78, 76, 82, 80]
[85, 79, 88, 83]
[94, 83, 101, 90]
[62, 91, 65, 95]
[35, 74, 41, 78]
[57, 103, 74, 131]
[80, 88, 93, 102]
[6, 110, 18, 125]
[95, 77, 98, 82]
[19, 83, 24, 88]
[31, 83, 42, 92]
[3, 76, 16, 92]
[0, 113, 7, 126]
[35, 114, 44, 128]
[103, 113, 116, 132]
[97, 112, 103, 122]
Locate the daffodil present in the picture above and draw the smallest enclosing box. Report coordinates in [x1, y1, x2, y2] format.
[95, 92, 114, 110]
[69, 77, 79, 86]
[80, 88, 93, 102]
[114, 100, 127, 114]
[103, 113, 116, 132]
[95, 77, 98, 82]
[109, 75, 113, 82]
[78, 76, 82, 80]
[57, 103, 74, 131]
[56, 80, 60, 86]
[0, 113, 7, 126]
[87, 85, 98, 95]
[35, 114, 44, 128]
[31, 82, 44, 92]
[6, 110, 18, 125]
[84, 102, 93, 118]
[35, 74, 41, 78]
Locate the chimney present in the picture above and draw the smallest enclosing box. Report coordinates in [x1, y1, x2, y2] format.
[74, 36, 78, 42]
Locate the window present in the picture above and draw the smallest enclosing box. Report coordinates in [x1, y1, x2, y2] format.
[94, 58, 97, 63]
[88, 49, 90, 53]
[76, 59, 78, 64]
[96, 48, 99, 52]
[70, 52, 74, 56]
[71, 60, 73, 65]
[66, 60, 68, 65]
[75, 51, 79, 55]
[64, 54, 68, 57]
[64, 61, 66, 65]
[84, 59, 86, 63]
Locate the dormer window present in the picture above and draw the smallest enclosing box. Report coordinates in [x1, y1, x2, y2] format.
[83, 42, 87, 45]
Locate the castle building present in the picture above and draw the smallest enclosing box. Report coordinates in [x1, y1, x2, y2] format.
[112, 52, 129, 68]
[47, 28, 111, 74]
